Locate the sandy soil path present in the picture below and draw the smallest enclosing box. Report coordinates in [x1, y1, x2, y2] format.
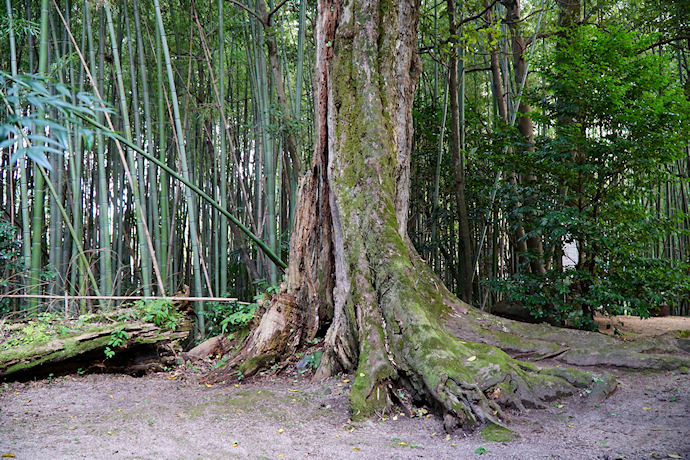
[1, 364, 688, 459]
[1, 314, 689, 459]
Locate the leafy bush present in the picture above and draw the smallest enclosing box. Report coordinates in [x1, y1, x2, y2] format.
[490, 25, 690, 326]
[203, 300, 258, 336]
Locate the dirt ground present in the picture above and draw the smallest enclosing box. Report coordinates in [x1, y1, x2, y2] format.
[1, 316, 689, 460]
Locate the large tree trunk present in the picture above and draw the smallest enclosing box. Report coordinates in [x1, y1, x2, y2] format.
[227, 0, 690, 433]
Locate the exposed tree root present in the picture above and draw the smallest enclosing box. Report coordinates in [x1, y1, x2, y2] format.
[212, 254, 673, 433]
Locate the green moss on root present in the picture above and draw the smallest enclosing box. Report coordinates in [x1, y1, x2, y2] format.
[481, 423, 517, 442]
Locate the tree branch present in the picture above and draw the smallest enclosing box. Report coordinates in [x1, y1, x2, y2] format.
[641, 35, 690, 53]
[460, 0, 500, 26]
[225, 0, 266, 25]
[268, 0, 291, 20]
[465, 65, 491, 73]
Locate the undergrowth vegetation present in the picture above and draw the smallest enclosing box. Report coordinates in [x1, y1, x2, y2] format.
[202, 284, 279, 337]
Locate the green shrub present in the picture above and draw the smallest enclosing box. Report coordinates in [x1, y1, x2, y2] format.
[203, 299, 258, 336]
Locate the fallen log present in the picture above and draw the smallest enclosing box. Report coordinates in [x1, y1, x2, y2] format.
[0, 319, 193, 382]
[0, 292, 195, 382]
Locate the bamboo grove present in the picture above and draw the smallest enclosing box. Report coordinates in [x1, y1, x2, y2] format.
[1, 0, 689, 334]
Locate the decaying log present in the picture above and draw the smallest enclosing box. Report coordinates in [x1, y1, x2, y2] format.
[0, 319, 193, 382]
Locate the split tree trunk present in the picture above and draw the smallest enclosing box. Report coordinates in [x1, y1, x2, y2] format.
[229, 0, 689, 433]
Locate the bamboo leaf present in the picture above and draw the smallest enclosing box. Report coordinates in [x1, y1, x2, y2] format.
[0, 124, 16, 139]
[26, 95, 46, 111]
[13, 146, 51, 169]
[26, 79, 49, 95]
[26, 134, 66, 149]
[0, 137, 18, 150]
[24, 118, 69, 134]
[55, 83, 72, 97]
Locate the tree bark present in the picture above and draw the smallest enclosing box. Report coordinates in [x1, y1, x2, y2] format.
[226, 0, 689, 433]
[0, 319, 193, 381]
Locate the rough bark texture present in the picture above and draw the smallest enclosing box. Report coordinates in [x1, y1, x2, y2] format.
[228, 0, 690, 434]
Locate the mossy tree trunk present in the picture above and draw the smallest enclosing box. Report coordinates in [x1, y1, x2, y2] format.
[230, 0, 688, 433]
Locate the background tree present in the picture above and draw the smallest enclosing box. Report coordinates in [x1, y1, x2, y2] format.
[491, 25, 690, 327]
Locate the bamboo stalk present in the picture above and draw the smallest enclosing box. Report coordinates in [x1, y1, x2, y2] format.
[152, 0, 206, 335]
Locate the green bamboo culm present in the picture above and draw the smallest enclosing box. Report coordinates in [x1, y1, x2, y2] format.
[103, 3, 154, 297]
[155, 24, 170, 292]
[37, 165, 102, 298]
[132, 0, 164, 296]
[249, 14, 278, 285]
[85, 1, 113, 297]
[75, 116, 287, 272]
[218, 0, 229, 295]
[28, 0, 51, 313]
[5, 0, 32, 309]
[152, 0, 206, 337]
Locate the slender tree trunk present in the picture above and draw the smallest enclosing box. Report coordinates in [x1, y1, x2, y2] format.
[501, 0, 546, 275]
[447, 0, 473, 304]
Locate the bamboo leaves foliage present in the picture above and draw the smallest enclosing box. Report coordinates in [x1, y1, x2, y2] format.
[0, 0, 301, 329]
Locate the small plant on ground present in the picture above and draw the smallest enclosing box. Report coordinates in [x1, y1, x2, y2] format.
[104, 327, 129, 359]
